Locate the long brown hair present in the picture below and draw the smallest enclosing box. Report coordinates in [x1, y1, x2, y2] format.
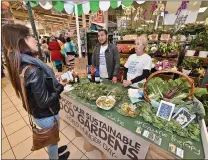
[2, 24, 31, 98]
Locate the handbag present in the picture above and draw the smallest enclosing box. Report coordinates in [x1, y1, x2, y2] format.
[19, 65, 60, 151]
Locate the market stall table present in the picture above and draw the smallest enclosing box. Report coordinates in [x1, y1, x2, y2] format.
[59, 80, 206, 159]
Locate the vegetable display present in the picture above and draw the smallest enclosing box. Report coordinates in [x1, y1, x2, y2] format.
[182, 57, 205, 77]
[144, 76, 206, 141]
[68, 78, 205, 141]
[154, 60, 177, 71]
[194, 88, 208, 126]
[72, 82, 128, 102]
[136, 102, 201, 141]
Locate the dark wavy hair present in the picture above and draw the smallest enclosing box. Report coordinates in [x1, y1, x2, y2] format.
[2, 23, 32, 97]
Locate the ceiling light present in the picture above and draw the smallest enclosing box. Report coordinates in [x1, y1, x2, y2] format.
[146, 20, 154, 23]
[136, 1, 146, 4]
[141, 24, 147, 27]
[44, 15, 68, 20]
[199, 7, 207, 13]
[193, 1, 197, 6]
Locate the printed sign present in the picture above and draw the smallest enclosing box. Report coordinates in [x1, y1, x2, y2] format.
[59, 95, 150, 159]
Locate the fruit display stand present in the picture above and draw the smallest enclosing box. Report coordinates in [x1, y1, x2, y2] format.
[59, 79, 208, 159]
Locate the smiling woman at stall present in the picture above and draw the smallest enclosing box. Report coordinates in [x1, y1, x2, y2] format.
[123, 35, 152, 88]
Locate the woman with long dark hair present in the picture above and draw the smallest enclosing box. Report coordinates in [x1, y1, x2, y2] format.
[2, 24, 69, 160]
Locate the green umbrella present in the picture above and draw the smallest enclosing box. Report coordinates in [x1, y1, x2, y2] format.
[122, 0, 133, 7]
[90, 1, 99, 13]
[52, 1, 64, 12]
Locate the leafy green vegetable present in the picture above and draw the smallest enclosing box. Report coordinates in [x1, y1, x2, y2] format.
[137, 102, 201, 141]
[71, 83, 127, 101]
[194, 88, 208, 98]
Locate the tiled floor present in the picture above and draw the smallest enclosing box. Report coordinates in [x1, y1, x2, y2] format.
[1, 68, 104, 159]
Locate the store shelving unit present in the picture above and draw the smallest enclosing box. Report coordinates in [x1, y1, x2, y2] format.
[116, 39, 208, 84]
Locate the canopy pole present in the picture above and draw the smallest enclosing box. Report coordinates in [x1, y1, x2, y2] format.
[26, 1, 43, 61]
[74, 3, 82, 58]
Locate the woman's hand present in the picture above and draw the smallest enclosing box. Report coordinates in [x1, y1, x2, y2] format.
[123, 80, 132, 87]
[55, 72, 64, 78]
[112, 77, 117, 83]
[59, 80, 68, 87]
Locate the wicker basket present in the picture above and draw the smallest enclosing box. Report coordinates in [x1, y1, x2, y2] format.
[143, 69, 195, 103]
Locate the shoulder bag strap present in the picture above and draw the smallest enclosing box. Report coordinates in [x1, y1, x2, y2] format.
[19, 65, 36, 128]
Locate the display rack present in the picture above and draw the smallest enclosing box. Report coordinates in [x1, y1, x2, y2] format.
[116, 39, 208, 85]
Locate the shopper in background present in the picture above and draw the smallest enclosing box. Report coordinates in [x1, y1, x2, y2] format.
[41, 40, 50, 63]
[63, 37, 75, 56]
[92, 29, 120, 83]
[48, 36, 64, 72]
[59, 34, 66, 44]
[123, 35, 152, 88]
[2, 24, 69, 160]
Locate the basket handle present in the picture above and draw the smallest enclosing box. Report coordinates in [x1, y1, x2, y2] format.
[143, 69, 195, 103]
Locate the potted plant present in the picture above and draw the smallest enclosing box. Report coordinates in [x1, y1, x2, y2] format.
[168, 42, 181, 58]
[182, 58, 192, 75]
[186, 38, 197, 56]
[197, 32, 208, 58]
[147, 44, 158, 57]
[182, 57, 203, 76]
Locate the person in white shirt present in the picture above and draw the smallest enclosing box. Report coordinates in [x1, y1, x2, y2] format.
[92, 29, 120, 83]
[123, 35, 152, 88]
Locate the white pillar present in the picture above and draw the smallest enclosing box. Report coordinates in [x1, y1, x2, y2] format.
[104, 11, 108, 31]
[74, 3, 82, 58]
[154, 14, 160, 30]
[82, 13, 86, 28]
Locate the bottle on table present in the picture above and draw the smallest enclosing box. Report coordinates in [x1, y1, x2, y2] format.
[74, 72, 80, 83]
[86, 65, 92, 81]
[72, 71, 80, 83]
[95, 67, 100, 83]
[90, 65, 95, 82]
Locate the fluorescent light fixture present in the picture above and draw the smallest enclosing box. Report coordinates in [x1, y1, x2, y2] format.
[196, 21, 205, 24]
[193, 1, 197, 6]
[146, 20, 154, 23]
[136, 1, 146, 4]
[44, 15, 69, 20]
[199, 7, 207, 13]
[141, 24, 147, 27]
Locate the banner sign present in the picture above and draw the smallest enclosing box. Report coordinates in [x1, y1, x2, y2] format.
[59, 94, 150, 159]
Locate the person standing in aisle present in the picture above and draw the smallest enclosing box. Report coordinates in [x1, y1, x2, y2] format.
[2, 24, 69, 160]
[123, 35, 152, 88]
[92, 29, 120, 83]
[63, 37, 75, 56]
[48, 36, 64, 72]
[41, 40, 51, 63]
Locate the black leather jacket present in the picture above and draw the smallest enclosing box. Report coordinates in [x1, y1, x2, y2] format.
[20, 63, 64, 119]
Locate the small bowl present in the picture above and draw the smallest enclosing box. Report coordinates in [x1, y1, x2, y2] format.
[96, 96, 116, 110]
